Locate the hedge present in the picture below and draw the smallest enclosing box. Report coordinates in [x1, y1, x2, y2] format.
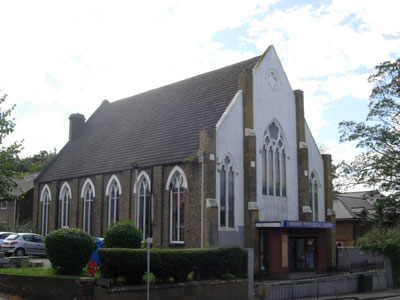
[98, 246, 247, 283]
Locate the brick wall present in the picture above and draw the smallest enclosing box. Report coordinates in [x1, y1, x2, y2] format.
[336, 221, 355, 246]
[33, 160, 208, 250]
[0, 200, 15, 225]
[294, 90, 311, 222]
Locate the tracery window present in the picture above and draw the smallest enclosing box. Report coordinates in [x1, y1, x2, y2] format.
[41, 185, 51, 236]
[219, 155, 235, 228]
[309, 171, 319, 221]
[107, 176, 121, 226]
[262, 122, 287, 197]
[82, 179, 95, 234]
[136, 174, 152, 239]
[60, 183, 71, 228]
[167, 168, 186, 243]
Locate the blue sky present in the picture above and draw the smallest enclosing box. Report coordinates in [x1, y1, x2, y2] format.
[0, 0, 399, 167]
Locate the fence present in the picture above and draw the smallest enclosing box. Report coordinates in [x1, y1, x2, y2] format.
[254, 270, 387, 300]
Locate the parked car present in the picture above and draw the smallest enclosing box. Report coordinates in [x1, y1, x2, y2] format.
[1, 233, 46, 257]
[0, 232, 14, 251]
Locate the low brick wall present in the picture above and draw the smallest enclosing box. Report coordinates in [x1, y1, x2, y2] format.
[94, 279, 248, 300]
[255, 270, 387, 300]
[0, 273, 93, 300]
[337, 247, 393, 287]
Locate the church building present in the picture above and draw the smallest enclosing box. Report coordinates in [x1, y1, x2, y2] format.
[33, 45, 336, 278]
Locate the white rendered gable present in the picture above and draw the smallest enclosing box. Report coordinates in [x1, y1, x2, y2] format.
[216, 90, 244, 229]
[253, 46, 299, 222]
[305, 122, 326, 221]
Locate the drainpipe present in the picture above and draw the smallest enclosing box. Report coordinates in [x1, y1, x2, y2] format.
[13, 198, 17, 232]
[130, 162, 141, 234]
[150, 167, 153, 238]
[199, 150, 205, 248]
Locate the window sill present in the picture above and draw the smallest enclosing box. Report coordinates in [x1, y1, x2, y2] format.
[262, 195, 288, 201]
[219, 227, 239, 232]
[168, 242, 185, 248]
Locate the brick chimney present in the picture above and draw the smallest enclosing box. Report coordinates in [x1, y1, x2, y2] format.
[69, 113, 85, 142]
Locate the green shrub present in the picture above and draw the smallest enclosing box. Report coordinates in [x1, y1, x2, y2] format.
[45, 228, 95, 275]
[103, 221, 142, 249]
[99, 246, 247, 283]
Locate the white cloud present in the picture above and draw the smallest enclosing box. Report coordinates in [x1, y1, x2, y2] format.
[0, 0, 399, 159]
[4, 110, 68, 156]
[322, 140, 361, 165]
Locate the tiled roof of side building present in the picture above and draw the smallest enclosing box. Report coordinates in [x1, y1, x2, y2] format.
[37, 56, 262, 183]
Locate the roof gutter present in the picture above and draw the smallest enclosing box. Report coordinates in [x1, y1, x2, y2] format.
[36, 160, 185, 184]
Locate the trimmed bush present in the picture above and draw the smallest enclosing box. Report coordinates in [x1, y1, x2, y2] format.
[98, 246, 247, 283]
[103, 221, 142, 249]
[45, 228, 95, 275]
[151, 249, 194, 282]
[99, 248, 148, 283]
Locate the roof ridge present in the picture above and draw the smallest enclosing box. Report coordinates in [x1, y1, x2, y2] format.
[111, 56, 261, 105]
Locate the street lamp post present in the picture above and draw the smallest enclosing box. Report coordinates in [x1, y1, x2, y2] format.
[146, 237, 152, 300]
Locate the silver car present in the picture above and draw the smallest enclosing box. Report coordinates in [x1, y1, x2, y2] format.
[0, 232, 14, 251]
[2, 233, 46, 257]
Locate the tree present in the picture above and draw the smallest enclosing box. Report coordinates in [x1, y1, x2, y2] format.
[0, 93, 23, 200]
[339, 58, 400, 224]
[16, 149, 57, 173]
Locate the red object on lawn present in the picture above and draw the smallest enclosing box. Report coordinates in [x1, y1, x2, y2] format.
[87, 261, 98, 275]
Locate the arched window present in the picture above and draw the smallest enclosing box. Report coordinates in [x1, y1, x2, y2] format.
[166, 167, 187, 243]
[59, 182, 71, 228]
[261, 121, 287, 197]
[41, 185, 51, 236]
[309, 171, 319, 221]
[135, 172, 151, 239]
[219, 155, 235, 228]
[81, 179, 95, 234]
[106, 175, 121, 226]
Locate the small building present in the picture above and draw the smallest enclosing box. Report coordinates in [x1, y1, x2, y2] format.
[33, 45, 336, 278]
[0, 173, 38, 230]
[334, 191, 379, 246]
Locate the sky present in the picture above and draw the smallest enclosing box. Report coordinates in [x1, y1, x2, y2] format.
[1, 0, 400, 168]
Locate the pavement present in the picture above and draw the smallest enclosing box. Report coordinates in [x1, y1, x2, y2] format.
[29, 257, 51, 268]
[302, 287, 400, 300]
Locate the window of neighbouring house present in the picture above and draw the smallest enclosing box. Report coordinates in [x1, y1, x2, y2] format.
[219, 154, 236, 228]
[60, 182, 71, 228]
[166, 166, 187, 244]
[135, 172, 152, 240]
[262, 121, 287, 198]
[106, 175, 121, 226]
[41, 185, 51, 236]
[0, 201, 7, 210]
[81, 179, 95, 235]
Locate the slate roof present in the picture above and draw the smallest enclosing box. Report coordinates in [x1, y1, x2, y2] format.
[37, 56, 261, 183]
[333, 199, 353, 219]
[10, 173, 39, 197]
[334, 191, 379, 220]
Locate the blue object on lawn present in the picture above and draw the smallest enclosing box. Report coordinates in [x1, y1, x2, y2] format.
[90, 237, 104, 266]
